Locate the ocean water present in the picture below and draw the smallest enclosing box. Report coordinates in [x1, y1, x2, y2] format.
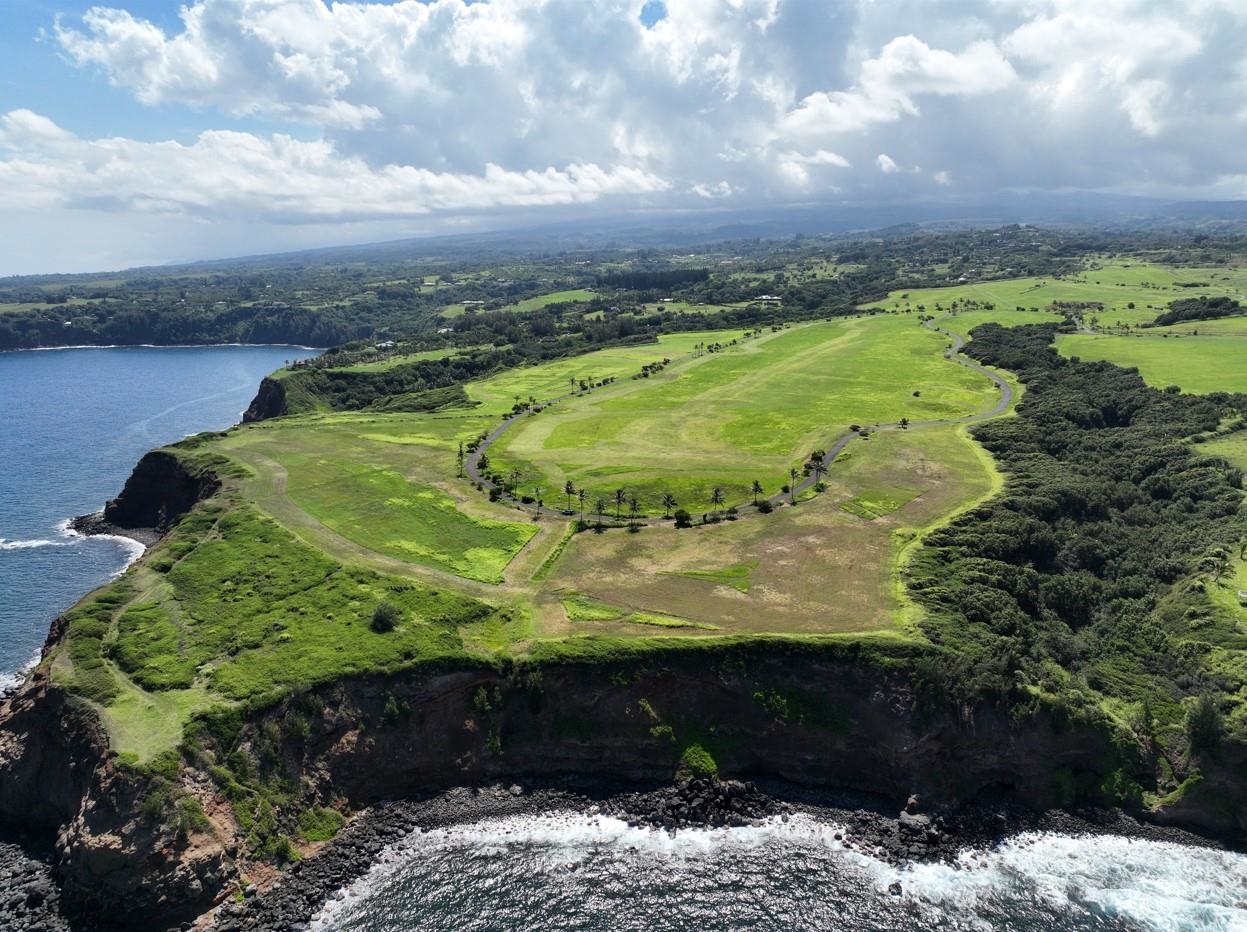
[313, 812, 1247, 932]
[0, 344, 317, 690]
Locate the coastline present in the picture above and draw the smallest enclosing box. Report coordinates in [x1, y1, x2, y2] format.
[209, 778, 1232, 932]
[67, 512, 162, 548]
[2, 342, 325, 354]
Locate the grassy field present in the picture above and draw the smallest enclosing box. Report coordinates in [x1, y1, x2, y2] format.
[489, 316, 994, 511]
[50, 303, 1018, 763]
[441, 288, 595, 318]
[542, 423, 998, 635]
[1056, 332, 1247, 394]
[335, 346, 480, 374]
[861, 259, 1247, 330]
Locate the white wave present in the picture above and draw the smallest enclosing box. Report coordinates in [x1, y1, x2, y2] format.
[0, 649, 41, 696]
[310, 811, 1247, 932]
[93, 534, 147, 575]
[1, 521, 145, 572]
[0, 537, 74, 550]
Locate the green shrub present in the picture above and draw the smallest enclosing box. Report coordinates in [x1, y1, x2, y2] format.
[679, 743, 718, 778]
[371, 602, 402, 633]
[297, 806, 346, 842]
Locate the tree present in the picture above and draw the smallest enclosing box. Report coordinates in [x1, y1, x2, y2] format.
[789, 467, 799, 503]
[371, 602, 401, 633]
[751, 480, 763, 505]
[594, 497, 607, 527]
[613, 488, 626, 520]
[673, 508, 693, 529]
[564, 480, 576, 513]
[507, 468, 521, 494]
[456, 441, 465, 478]
[661, 492, 677, 518]
[899, 417, 909, 429]
[533, 486, 542, 514]
[711, 486, 725, 515]
[477, 452, 489, 472]
[628, 495, 640, 525]
[578, 488, 587, 520]
[1186, 694, 1223, 754]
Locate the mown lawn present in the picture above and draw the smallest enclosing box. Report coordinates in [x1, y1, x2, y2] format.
[489, 316, 993, 512]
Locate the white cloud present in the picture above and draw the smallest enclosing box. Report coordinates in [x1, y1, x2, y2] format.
[0, 0, 1238, 269]
[0, 110, 669, 220]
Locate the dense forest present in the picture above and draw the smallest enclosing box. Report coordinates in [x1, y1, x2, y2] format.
[910, 323, 1247, 789]
[5, 225, 1239, 352]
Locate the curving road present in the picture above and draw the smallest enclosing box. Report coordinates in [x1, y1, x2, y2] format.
[465, 318, 1013, 527]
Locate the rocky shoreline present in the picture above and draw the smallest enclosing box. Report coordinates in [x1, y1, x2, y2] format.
[204, 778, 1229, 932]
[0, 832, 70, 932]
[67, 512, 162, 547]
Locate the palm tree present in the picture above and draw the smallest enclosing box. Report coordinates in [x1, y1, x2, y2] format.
[507, 468, 521, 494]
[564, 480, 576, 513]
[594, 497, 607, 527]
[789, 467, 799, 503]
[532, 486, 542, 514]
[613, 488, 626, 521]
[628, 495, 640, 526]
[661, 492, 676, 518]
[578, 488, 587, 520]
[751, 480, 763, 505]
[711, 486, 725, 516]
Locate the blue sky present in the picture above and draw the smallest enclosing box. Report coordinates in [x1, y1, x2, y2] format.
[2, 0, 1246, 275]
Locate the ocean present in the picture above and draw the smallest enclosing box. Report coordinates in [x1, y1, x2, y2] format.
[313, 811, 1247, 932]
[0, 344, 318, 690]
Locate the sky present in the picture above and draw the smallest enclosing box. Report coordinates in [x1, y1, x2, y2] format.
[2, 0, 1247, 275]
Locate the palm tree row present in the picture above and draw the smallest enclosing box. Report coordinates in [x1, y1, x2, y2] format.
[538, 478, 782, 524]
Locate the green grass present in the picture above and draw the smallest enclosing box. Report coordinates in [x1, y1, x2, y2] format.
[466, 329, 748, 416]
[671, 563, 754, 592]
[337, 347, 476, 374]
[502, 289, 595, 312]
[861, 259, 1247, 331]
[1197, 431, 1247, 471]
[561, 594, 627, 621]
[276, 455, 536, 583]
[490, 316, 993, 511]
[440, 289, 595, 318]
[628, 611, 720, 631]
[56, 497, 516, 760]
[841, 485, 923, 519]
[1056, 332, 1247, 394]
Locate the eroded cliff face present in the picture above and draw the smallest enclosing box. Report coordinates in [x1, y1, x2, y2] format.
[3, 637, 1243, 930]
[0, 671, 230, 928]
[242, 376, 287, 422]
[103, 449, 221, 531]
[251, 652, 1131, 813]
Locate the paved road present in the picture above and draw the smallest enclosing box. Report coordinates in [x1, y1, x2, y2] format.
[465, 319, 1013, 528]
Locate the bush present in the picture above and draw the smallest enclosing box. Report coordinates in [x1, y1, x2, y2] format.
[673, 508, 693, 529]
[1186, 694, 1223, 753]
[679, 743, 717, 778]
[756, 500, 774, 514]
[371, 602, 401, 633]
